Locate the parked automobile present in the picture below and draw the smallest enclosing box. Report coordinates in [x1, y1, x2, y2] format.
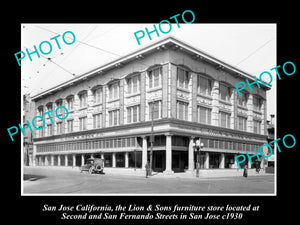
[80, 158, 104, 174]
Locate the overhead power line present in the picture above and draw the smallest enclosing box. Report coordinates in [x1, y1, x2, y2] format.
[235, 38, 274, 66]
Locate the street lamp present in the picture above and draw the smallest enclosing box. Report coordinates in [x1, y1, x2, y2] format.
[192, 139, 204, 178]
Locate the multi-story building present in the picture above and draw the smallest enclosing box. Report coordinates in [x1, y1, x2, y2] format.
[23, 94, 35, 166]
[31, 37, 270, 173]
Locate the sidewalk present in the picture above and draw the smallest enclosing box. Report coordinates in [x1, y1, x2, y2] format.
[24, 166, 271, 179]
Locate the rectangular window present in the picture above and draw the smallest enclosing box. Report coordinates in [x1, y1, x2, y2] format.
[220, 111, 231, 128]
[67, 120, 73, 133]
[177, 100, 188, 120]
[56, 122, 64, 134]
[109, 82, 120, 100]
[39, 126, 44, 137]
[149, 100, 161, 120]
[197, 75, 212, 95]
[109, 109, 119, 126]
[127, 74, 140, 94]
[127, 105, 140, 123]
[177, 67, 189, 89]
[93, 87, 103, 104]
[79, 92, 87, 108]
[47, 124, 53, 136]
[238, 116, 247, 131]
[197, 106, 212, 124]
[79, 117, 87, 131]
[93, 113, 102, 129]
[148, 67, 161, 89]
[219, 84, 231, 101]
[253, 120, 261, 134]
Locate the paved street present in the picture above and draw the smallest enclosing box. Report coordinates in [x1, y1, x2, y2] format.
[23, 166, 274, 194]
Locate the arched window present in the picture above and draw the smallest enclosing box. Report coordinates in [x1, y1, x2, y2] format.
[219, 83, 231, 102]
[92, 86, 103, 104]
[66, 95, 74, 110]
[78, 91, 87, 108]
[108, 81, 119, 100]
[177, 67, 190, 89]
[126, 73, 140, 94]
[37, 105, 44, 116]
[148, 66, 162, 89]
[197, 74, 213, 95]
[253, 95, 263, 112]
[46, 102, 53, 111]
[237, 91, 248, 107]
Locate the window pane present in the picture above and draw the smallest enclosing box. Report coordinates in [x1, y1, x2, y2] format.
[149, 101, 160, 120]
[133, 76, 138, 93]
[185, 71, 189, 89]
[199, 106, 206, 123]
[114, 110, 118, 125]
[149, 71, 153, 88]
[127, 79, 132, 94]
[154, 68, 160, 87]
[127, 107, 131, 123]
[133, 105, 138, 122]
[177, 68, 184, 88]
[219, 84, 230, 101]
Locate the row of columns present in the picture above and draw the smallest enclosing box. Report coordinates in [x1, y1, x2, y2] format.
[37, 152, 131, 168]
[35, 134, 256, 170]
[141, 134, 173, 174]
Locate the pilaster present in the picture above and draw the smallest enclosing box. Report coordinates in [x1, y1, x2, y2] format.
[188, 136, 195, 171]
[191, 72, 197, 122]
[142, 136, 148, 170]
[164, 134, 174, 174]
[140, 71, 146, 121]
[211, 80, 219, 126]
[162, 64, 168, 118]
[247, 94, 254, 132]
[119, 79, 124, 125]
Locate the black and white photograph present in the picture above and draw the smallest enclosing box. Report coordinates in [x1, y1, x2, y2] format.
[21, 23, 276, 195]
[3, 5, 298, 225]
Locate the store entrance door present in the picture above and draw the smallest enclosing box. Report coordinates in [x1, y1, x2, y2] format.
[172, 151, 188, 172]
[152, 151, 165, 172]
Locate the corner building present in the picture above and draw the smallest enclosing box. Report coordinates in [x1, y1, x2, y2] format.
[31, 37, 270, 173]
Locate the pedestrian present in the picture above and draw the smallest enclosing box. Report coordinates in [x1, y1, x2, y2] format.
[255, 162, 260, 174]
[145, 161, 150, 178]
[243, 165, 248, 178]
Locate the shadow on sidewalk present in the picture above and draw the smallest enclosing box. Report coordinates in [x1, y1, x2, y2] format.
[23, 174, 46, 181]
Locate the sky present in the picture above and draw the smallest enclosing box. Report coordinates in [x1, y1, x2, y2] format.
[21, 23, 276, 118]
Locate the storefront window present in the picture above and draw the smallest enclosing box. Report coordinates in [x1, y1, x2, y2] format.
[104, 153, 112, 167]
[128, 151, 142, 168]
[116, 153, 125, 167]
[209, 153, 220, 168]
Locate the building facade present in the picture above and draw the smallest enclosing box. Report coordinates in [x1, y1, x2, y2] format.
[31, 37, 270, 173]
[23, 94, 35, 166]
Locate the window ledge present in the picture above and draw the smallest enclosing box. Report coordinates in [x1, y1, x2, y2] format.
[147, 86, 162, 92]
[92, 102, 103, 107]
[253, 110, 262, 115]
[177, 86, 190, 93]
[107, 98, 120, 103]
[219, 99, 232, 105]
[197, 93, 213, 100]
[126, 92, 140, 98]
[78, 106, 88, 111]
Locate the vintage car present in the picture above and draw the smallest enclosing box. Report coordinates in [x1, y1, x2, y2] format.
[80, 158, 104, 174]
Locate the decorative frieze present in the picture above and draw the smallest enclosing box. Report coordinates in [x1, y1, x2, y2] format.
[196, 95, 212, 106]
